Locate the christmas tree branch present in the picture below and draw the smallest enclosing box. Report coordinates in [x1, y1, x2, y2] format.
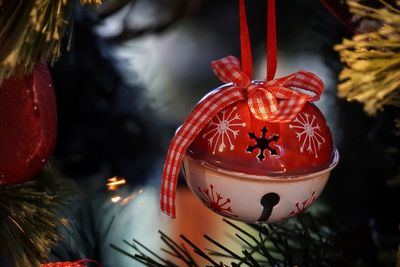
[0, 168, 74, 267]
[0, 0, 101, 83]
[112, 213, 341, 267]
[334, 1, 400, 123]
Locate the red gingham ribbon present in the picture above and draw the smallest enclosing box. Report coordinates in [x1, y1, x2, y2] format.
[160, 0, 324, 218]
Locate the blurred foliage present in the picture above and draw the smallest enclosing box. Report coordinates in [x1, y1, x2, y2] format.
[51, 11, 163, 183]
[112, 213, 398, 267]
[0, 167, 72, 267]
[0, 0, 99, 83]
[335, 0, 400, 124]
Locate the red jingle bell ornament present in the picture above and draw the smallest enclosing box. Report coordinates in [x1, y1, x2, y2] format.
[183, 76, 339, 222]
[160, 0, 338, 222]
[0, 64, 57, 185]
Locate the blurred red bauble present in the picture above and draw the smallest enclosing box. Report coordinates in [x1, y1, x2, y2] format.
[187, 97, 334, 176]
[0, 65, 57, 185]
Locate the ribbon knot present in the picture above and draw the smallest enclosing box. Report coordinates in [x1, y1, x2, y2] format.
[212, 56, 323, 122]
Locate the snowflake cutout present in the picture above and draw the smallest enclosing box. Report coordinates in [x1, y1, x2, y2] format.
[284, 191, 317, 219]
[289, 112, 325, 158]
[198, 185, 237, 218]
[202, 107, 246, 154]
[246, 126, 279, 162]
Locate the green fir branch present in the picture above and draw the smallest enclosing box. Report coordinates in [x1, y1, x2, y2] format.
[0, 168, 73, 267]
[111, 213, 339, 267]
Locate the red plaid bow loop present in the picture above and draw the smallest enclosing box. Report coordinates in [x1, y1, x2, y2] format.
[212, 56, 324, 122]
[160, 56, 324, 218]
[211, 56, 251, 87]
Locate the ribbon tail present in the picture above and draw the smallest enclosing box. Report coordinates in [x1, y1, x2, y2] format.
[160, 86, 244, 218]
[277, 71, 324, 102]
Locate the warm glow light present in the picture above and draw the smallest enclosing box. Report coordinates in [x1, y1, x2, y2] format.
[121, 195, 134, 206]
[111, 196, 121, 203]
[107, 176, 126, 191]
[120, 189, 144, 205]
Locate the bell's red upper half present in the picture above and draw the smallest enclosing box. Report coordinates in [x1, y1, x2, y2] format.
[187, 100, 333, 176]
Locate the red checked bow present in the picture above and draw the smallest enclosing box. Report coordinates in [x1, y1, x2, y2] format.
[212, 56, 323, 122]
[160, 0, 324, 218]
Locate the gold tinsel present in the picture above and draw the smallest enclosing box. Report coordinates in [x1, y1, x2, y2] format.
[0, 0, 101, 83]
[334, 1, 400, 118]
[81, 0, 102, 4]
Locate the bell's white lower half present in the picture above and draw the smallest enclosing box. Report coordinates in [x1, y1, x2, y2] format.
[182, 148, 339, 223]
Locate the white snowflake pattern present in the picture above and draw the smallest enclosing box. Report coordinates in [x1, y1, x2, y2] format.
[289, 112, 325, 158]
[202, 107, 246, 154]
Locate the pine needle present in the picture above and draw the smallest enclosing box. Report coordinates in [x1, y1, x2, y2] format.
[334, 1, 400, 123]
[111, 213, 337, 267]
[0, 170, 72, 267]
[0, 0, 101, 83]
[80, 0, 102, 4]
